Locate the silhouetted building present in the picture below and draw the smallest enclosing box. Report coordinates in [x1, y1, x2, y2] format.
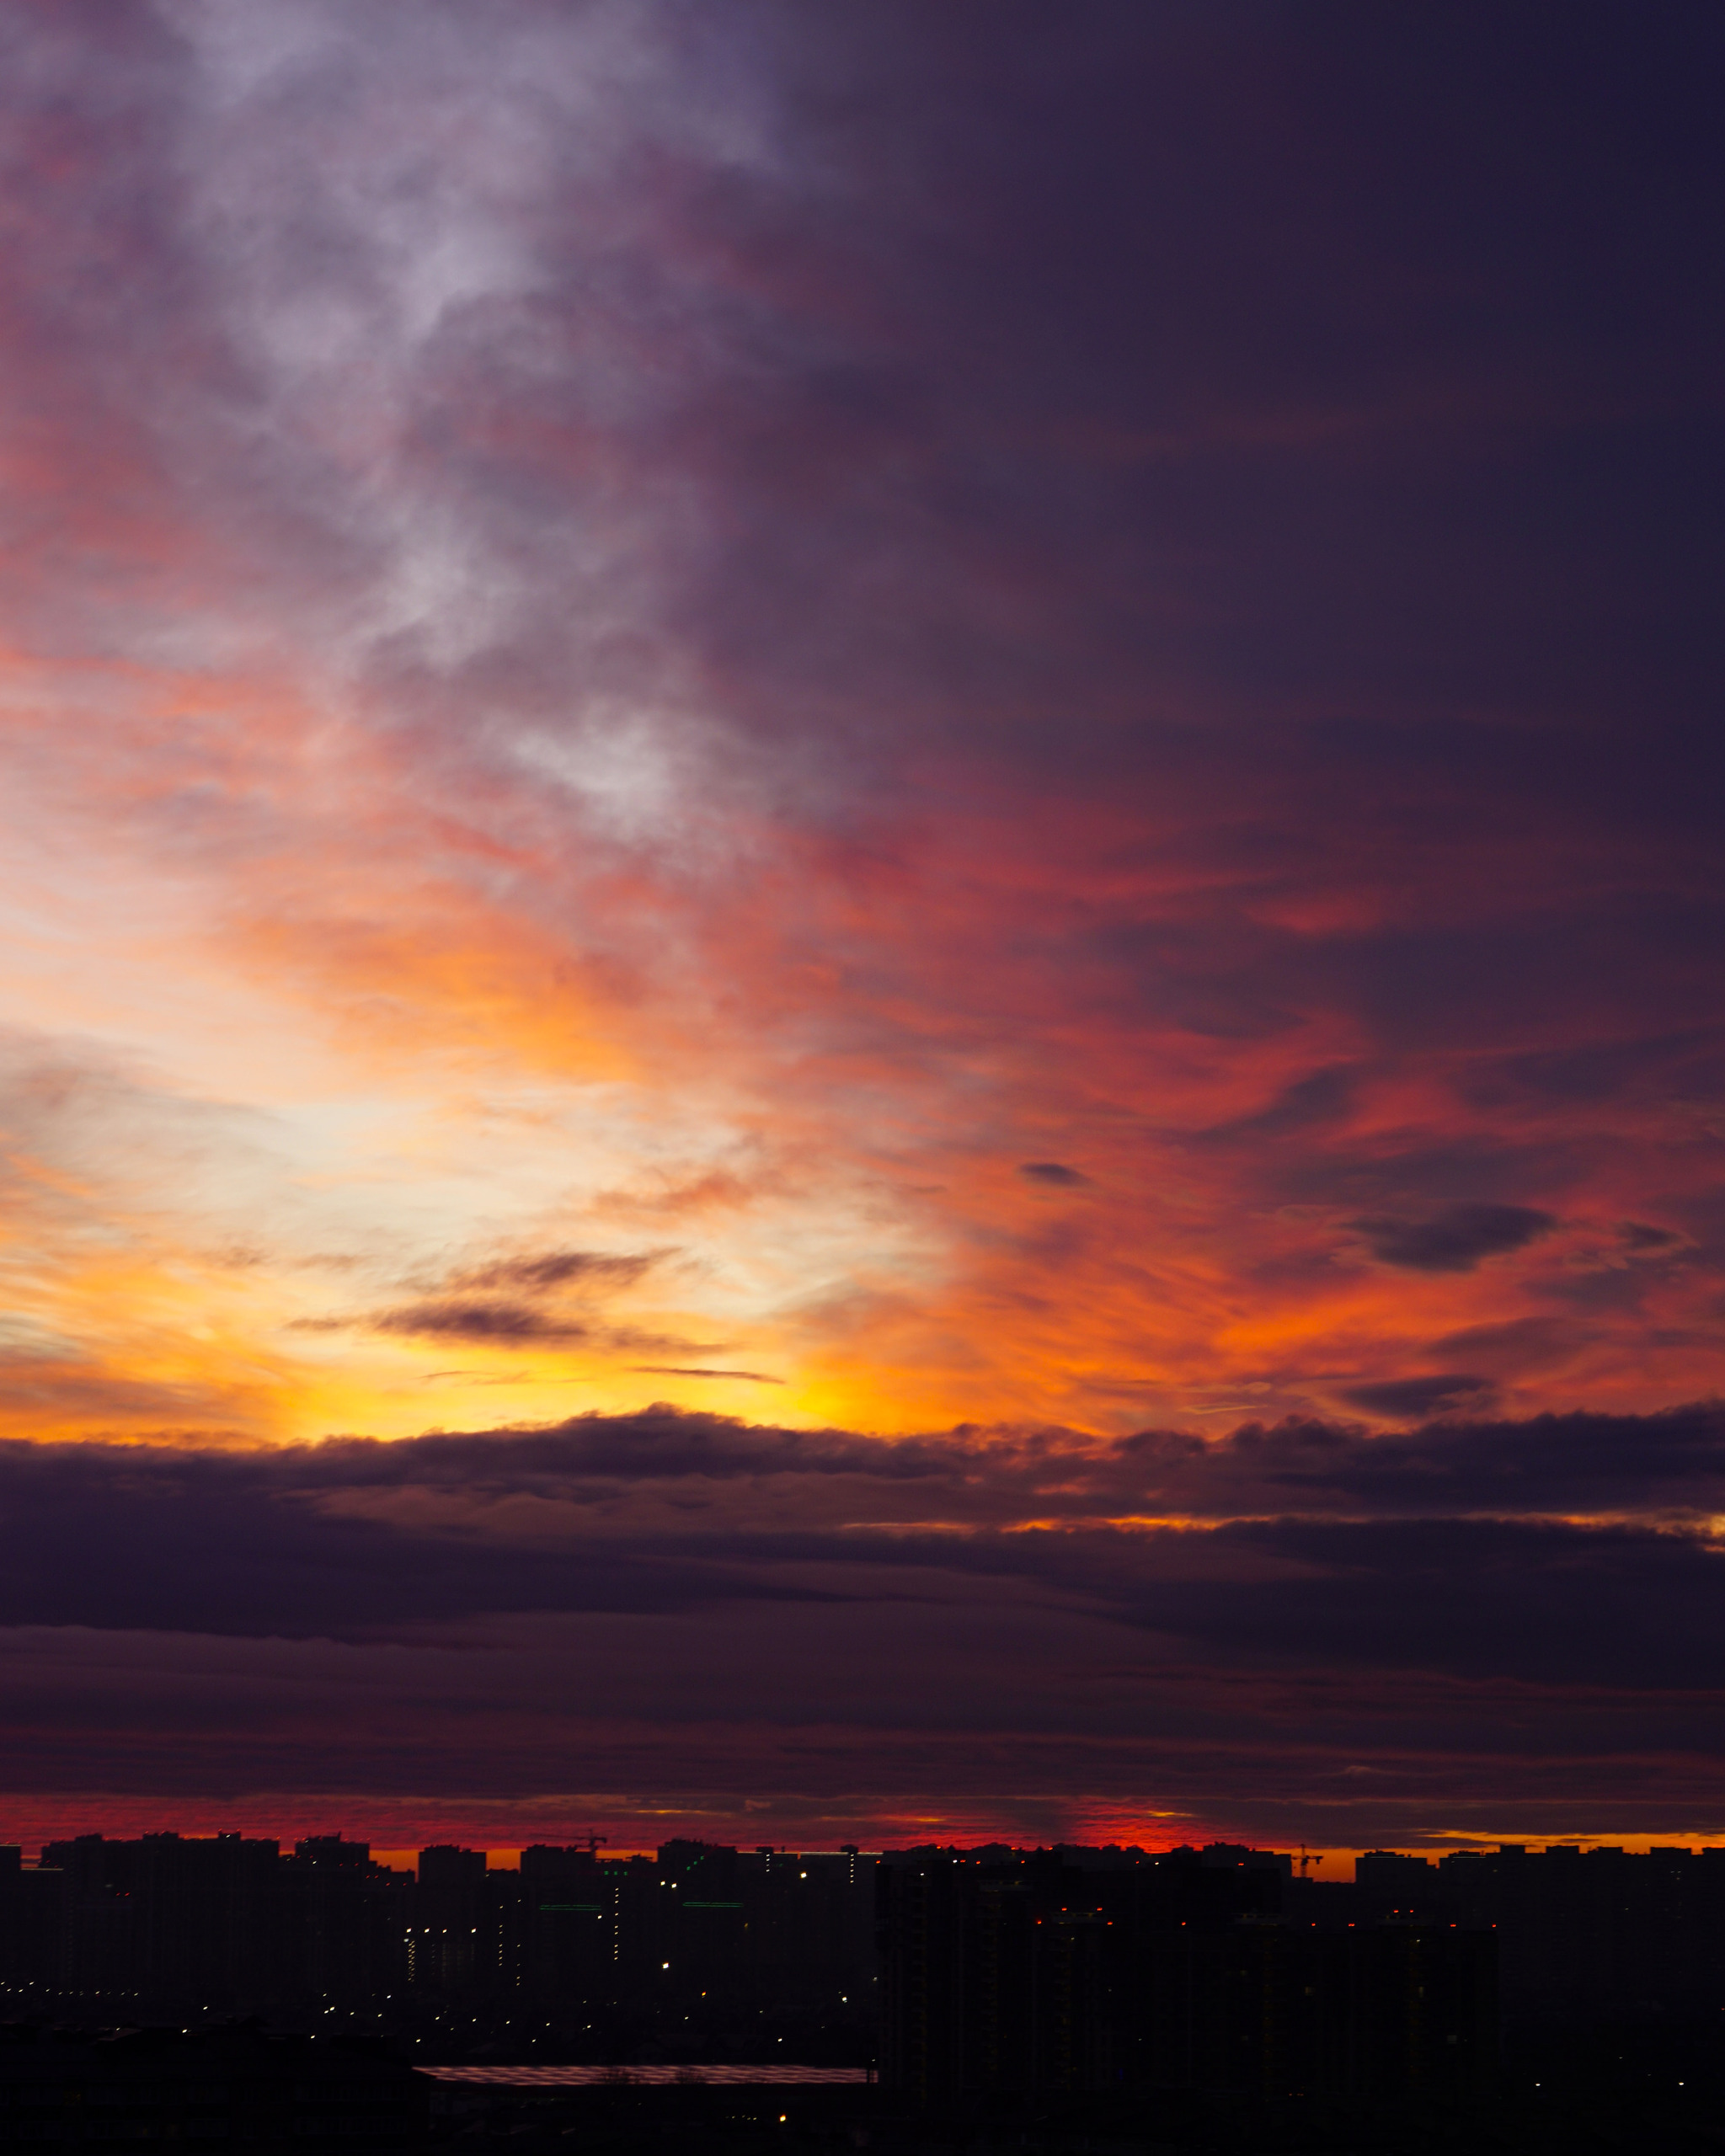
[878, 1844, 1282, 2099]
[877, 1846, 1496, 2104]
[281, 1837, 412, 2008]
[1447, 1842, 1725, 2014]
[2, 1828, 884, 2025]
[43, 1821, 1725, 2076]
[520, 1844, 613, 2000]
[0, 1850, 61, 2000]
[406, 1844, 487, 1995]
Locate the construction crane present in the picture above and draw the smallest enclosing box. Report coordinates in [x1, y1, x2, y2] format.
[1297, 1845, 1322, 1876]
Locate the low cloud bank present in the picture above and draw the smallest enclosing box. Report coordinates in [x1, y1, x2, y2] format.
[6, 1405, 1725, 1841]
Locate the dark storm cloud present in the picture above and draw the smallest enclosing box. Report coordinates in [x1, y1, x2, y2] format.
[1348, 1203, 1557, 1273]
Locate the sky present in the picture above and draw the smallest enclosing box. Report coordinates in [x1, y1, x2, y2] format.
[2, 0, 1724, 1859]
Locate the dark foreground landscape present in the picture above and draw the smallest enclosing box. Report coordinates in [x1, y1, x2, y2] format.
[8, 1833, 1725, 2149]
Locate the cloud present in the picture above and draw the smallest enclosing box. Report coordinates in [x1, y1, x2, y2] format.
[1336, 1374, 1495, 1420]
[4, 1405, 1725, 1842]
[1348, 1203, 1557, 1273]
[631, 1366, 785, 1384]
[0, 1396, 1721, 1629]
[1204, 1067, 1354, 1141]
[287, 1249, 680, 1360]
[1426, 1315, 1579, 1376]
[347, 1251, 667, 1347]
[1621, 1222, 1684, 1252]
[455, 1250, 660, 1293]
[371, 1299, 592, 1343]
[1, 1, 1724, 1846]
[0, 0, 1719, 1453]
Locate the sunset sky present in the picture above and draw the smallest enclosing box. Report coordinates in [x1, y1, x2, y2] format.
[3, 1, 1724, 1859]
